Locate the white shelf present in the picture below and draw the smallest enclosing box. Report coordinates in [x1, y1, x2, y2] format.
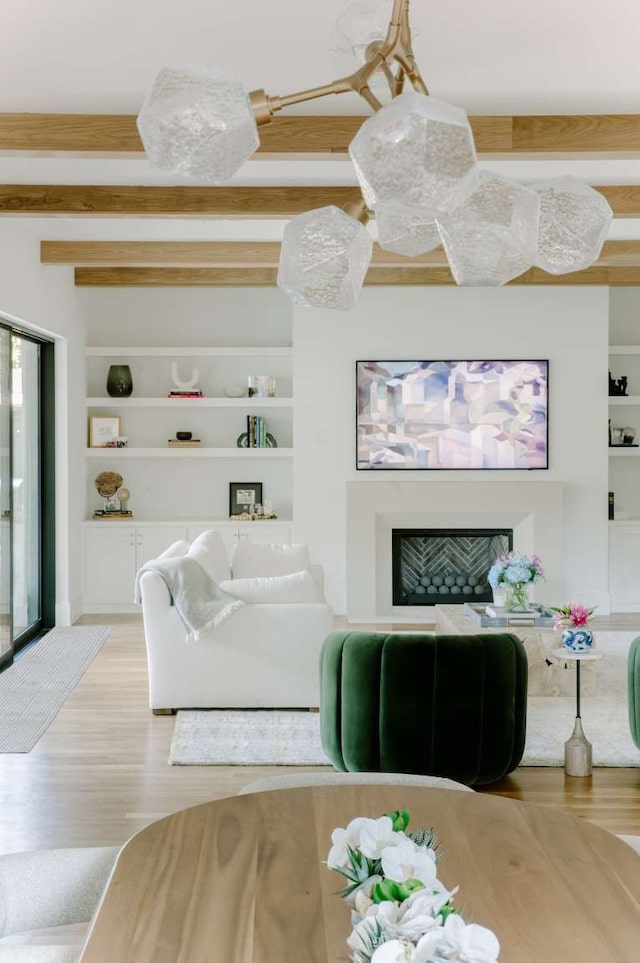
[609, 396, 640, 405]
[86, 346, 292, 358]
[609, 346, 640, 355]
[85, 447, 293, 458]
[609, 447, 640, 456]
[85, 396, 293, 408]
[83, 517, 293, 526]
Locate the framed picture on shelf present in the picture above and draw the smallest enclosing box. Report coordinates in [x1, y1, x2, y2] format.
[89, 415, 122, 448]
[229, 482, 263, 516]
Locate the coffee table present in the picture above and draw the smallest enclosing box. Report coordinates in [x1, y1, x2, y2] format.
[79, 785, 640, 961]
[435, 603, 597, 696]
[552, 647, 603, 776]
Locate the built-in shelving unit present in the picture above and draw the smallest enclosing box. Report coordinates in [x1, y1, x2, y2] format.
[608, 346, 640, 469]
[85, 343, 295, 520]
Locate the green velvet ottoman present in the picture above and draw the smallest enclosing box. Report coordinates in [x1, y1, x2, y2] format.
[320, 631, 528, 786]
[628, 636, 640, 749]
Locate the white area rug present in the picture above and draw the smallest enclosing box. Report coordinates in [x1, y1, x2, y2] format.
[0, 625, 111, 752]
[169, 631, 640, 768]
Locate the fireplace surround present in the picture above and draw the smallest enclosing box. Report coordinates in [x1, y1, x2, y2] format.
[345, 480, 564, 621]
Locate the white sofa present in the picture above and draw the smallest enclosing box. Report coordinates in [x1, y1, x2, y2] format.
[138, 532, 333, 712]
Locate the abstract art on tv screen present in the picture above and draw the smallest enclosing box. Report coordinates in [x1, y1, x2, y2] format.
[356, 360, 548, 470]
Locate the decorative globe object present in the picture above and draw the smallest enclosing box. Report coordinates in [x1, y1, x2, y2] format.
[562, 628, 594, 652]
[436, 172, 540, 285]
[137, 66, 259, 182]
[349, 92, 478, 223]
[531, 176, 612, 275]
[277, 205, 373, 311]
[328, 0, 393, 78]
[375, 202, 441, 256]
[106, 365, 133, 398]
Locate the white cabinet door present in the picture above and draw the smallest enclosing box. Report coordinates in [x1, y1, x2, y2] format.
[609, 524, 640, 610]
[84, 527, 136, 605]
[135, 525, 188, 570]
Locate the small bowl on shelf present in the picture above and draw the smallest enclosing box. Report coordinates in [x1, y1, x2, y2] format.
[224, 386, 248, 398]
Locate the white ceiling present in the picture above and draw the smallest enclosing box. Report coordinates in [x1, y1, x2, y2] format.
[2, 1, 640, 247]
[2, 0, 640, 115]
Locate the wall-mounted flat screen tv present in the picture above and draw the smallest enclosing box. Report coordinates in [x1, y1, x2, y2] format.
[356, 360, 548, 470]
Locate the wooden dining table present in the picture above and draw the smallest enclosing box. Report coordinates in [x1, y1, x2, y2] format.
[79, 784, 640, 962]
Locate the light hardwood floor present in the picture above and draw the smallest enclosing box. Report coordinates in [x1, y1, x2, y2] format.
[1, 613, 639, 853]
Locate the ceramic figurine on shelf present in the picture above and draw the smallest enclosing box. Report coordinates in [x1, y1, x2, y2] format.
[609, 371, 628, 396]
[169, 363, 203, 399]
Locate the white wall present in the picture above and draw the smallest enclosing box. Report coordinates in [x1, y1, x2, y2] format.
[79, 288, 293, 521]
[0, 220, 85, 624]
[294, 286, 609, 615]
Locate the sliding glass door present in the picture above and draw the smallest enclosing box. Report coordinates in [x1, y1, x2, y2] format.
[0, 321, 55, 668]
[0, 328, 10, 668]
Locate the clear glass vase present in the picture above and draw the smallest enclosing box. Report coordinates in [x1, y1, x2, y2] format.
[504, 582, 530, 612]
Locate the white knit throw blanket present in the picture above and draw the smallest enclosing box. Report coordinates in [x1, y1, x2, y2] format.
[135, 557, 243, 640]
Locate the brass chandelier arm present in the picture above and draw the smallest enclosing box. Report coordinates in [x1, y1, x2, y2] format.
[343, 196, 371, 224]
[249, 0, 427, 126]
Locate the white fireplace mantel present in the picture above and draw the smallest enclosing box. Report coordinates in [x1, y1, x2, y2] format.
[346, 481, 564, 622]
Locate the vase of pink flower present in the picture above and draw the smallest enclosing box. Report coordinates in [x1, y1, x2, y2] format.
[551, 603, 596, 652]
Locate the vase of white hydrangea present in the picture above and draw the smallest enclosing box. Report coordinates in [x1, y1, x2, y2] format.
[488, 552, 545, 613]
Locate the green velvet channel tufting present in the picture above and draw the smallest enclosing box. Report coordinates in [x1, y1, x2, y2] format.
[628, 636, 640, 749]
[319, 631, 528, 787]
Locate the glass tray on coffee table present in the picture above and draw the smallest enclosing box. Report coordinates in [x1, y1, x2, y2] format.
[463, 602, 556, 628]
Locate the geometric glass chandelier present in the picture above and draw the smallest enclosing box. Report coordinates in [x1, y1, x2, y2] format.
[137, 0, 613, 310]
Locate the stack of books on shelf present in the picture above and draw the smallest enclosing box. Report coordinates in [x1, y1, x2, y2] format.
[167, 438, 202, 448]
[247, 415, 269, 447]
[167, 389, 203, 398]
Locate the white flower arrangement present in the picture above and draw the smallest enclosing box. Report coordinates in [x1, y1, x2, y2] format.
[328, 809, 500, 963]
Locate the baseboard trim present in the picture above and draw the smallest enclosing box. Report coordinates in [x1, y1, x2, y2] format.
[82, 603, 139, 615]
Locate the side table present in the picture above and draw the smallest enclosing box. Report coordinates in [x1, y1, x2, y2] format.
[551, 648, 603, 776]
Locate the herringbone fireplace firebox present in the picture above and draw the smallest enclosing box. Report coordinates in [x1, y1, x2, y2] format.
[392, 528, 513, 606]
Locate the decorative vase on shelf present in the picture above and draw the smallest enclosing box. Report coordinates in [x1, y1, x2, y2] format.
[106, 365, 133, 398]
[562, 628, 594, 652]
[504, 582, 530, 613]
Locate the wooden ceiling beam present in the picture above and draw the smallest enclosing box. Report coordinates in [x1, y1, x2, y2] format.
[4, 184, 638, 217]
[41, 239, 640, 268]
[0, 185, 362, 217]
[2, 113, 640, 156]
[42, 240, 448, 267]
[73, 265, 640, 287]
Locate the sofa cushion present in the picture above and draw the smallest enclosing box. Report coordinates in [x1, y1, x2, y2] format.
[219, 570, 321, 604]
[187, 531, 231, 584]
[231, 542, 310, 579]
[158, 540, 189, 560]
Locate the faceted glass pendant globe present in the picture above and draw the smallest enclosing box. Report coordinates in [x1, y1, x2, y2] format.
[376, 202, 441, 256]
[349, 91, 479, 221]
[137, 66, 259, 182]
[437, 172, 540, 286]
[532, 176, 612, 275]
[277, 205, 373, 311]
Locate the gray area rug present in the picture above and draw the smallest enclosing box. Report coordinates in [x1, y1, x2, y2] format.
[170, 631, 640, 767]
[0, 625, 111, 752]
